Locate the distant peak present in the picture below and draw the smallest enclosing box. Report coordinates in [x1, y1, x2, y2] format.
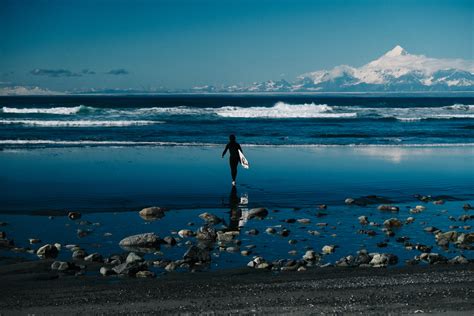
[384, 45, 408, 57]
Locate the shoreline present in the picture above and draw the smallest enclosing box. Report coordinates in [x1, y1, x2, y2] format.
[0, 260, 473, 314]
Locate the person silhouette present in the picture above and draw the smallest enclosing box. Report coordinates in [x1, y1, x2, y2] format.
[221, 134, 243, 186]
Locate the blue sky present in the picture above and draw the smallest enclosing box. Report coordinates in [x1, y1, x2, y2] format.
[0, 0, 472, 91]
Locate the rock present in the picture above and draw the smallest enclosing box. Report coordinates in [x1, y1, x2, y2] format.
[322, 245, 335, 254]
[265, 227, 276, 234]
[139, 207, 166, 220]
[377, 242, 388, 248]
[84, 253, 103, 262]
[68, 212, 81, 220]
[459, 214, 474, 222]
[297, 266, 306, 272]
[406, 217, 415, 224]
[377, 205, 399, 212]
[113, 262, 145, 276]
[288, 239, 297, 245]
[302, 250, 318, 262]
[280, 229, 290, 237]
[448, 255, 469, 264]
[126, 252, 144, 264]
[77, 229, 92, 238]
[183, 245, 211, 264]
[410, 205, 426, 214]
[29, 238, 41, 244]
[297, 218, 311, 224]
[345, 198, 355, 205]
[437, 231, 458, 242]
[163, 236, 177, 246]
[226, 246, 239, 253]
[248, 207, 268, 219]
[217, 231, 237, 242]
[165, 262, 177, 272]
[415, 244, 432, 253]
[458, 232, 474, 244]
[319, 204, 328, 209]
[433, 199, 444, 205]
[372, 253, 397, 267]
[241, 250, 251, 256]
[136, 270, 156, 278]
[178, 229, 195, 238]
[383, 218, 402, 228]
[196, 225, 217, 241]
[245, 229, 259, 236]
[0, 231, 5, 238]
[119, 233, 161, 248]
[198, 212, 221, 224]
[463, 203, 473, 210]
[424, 226, 440, 233]
[36, 244, 58, 259]
[72, 249, 87, 260]
[419, 253, 447, 264]
[100, 266, 116, 276]
[284, 218, 296, 224]
[358, 216, 369, 225]
[307, 230, 320, 236]
[256, 262, 270, 269]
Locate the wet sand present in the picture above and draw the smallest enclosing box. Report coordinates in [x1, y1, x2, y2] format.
[0, 260, 473, 314]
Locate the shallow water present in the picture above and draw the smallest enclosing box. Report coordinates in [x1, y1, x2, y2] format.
[0, 146, 473, 271]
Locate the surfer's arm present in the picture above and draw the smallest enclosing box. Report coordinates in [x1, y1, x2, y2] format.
[237, 144, 243, 153]
[222, 144, 229, 157]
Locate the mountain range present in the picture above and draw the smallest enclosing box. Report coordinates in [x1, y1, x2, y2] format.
[193, 45, 474, 93]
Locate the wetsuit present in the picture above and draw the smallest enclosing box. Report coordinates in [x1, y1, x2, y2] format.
[222, 141, 242, 181]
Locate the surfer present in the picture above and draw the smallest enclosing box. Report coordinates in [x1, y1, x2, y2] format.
[222, 134, 243, 186]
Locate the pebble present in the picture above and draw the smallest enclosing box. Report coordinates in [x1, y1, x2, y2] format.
[383, 218, 402, 228]
[358, 216, 369, 225]
[84, 253, 103, 262]
[265, 227, 276, 234]
[297, 218, 311, 224]
[100, 266, 116, 276]
[136, 270, 156, 278]
[139, 206, 166, 220]
[288, 239, 297, 245]
[29, 238, 41, 244]
[377, 205, 399, 212]
[241, 250, 251, 256]
[178, 229, 194, 238]
[36, 244, 59, 259]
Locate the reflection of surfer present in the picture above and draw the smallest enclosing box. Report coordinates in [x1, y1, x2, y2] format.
[227, 186, 241, 231]
[221, 134, 243, 186]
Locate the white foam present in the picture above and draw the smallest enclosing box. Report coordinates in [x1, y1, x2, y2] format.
[1, 106, 88, 115]
[214, 102, 356, 118]
[1, 140, 473, 148]
[0, 120, 162, 127]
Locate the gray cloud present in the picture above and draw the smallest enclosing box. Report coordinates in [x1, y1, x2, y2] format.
[30, 68, 82, 77]
[82, 69, 96, 75]
[106, 69, 129, 75]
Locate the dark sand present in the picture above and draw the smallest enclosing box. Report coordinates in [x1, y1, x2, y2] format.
[0, 260, 473, 315]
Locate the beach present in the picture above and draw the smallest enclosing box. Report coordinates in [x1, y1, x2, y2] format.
[1, 145, 473, 313]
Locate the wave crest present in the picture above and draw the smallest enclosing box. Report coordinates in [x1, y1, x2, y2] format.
[0, 119, 162, 127]
[1, 105, 94, 115]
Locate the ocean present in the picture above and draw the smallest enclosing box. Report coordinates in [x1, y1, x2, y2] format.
[1, 95, 473, 147]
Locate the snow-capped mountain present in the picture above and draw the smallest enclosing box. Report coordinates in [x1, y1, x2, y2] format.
[295, 45, 474, 91]
[192, 46, 474, 92]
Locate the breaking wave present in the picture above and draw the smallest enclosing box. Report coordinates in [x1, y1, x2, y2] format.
[0, 120, 161, 127]
[1, 105, 93, 115]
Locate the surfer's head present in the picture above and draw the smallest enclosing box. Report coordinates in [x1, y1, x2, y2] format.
[229, 134, 236, 142]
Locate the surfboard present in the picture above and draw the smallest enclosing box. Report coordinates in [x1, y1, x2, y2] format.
[238, 149, 249, 169]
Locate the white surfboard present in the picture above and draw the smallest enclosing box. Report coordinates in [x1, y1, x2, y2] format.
[238, 149, 249, 169]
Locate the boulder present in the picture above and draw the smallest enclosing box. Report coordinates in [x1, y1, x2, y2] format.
[178, 229, 195, 238]
[196, 225, 217, 242]
[358, 216, 369, 225]
[463, 203, 473, 210]
[448, 255, 469, 264]
[113, 262, 146, 276]
[345, 198, 355, 205]
[198, 212, 221, 224]
[217, 231, 237, 242]
[377, 205, 399, 212]
[383, 218, 402, 228]
[84, 253, 103, 262]
[419, 253, 447, 264]
[72, 249, 87, 260]
[302, 250, 318, 262]
[322, 245, 335, 254]
[119, 233, 161, 248]
[183, 245, 211, 264]
[37, 244, 58, 259]
[139, 207, 166, 220]
[265, 227, 276, 234]
[100, 266, 116, 276]
[163, 236, 177, 246]
[136, 270, 156, 278]
[126, 252, 144, 264]
[248, 207, 269, 219]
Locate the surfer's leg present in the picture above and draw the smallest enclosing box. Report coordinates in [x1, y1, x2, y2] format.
[230, 158, 238, 181]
